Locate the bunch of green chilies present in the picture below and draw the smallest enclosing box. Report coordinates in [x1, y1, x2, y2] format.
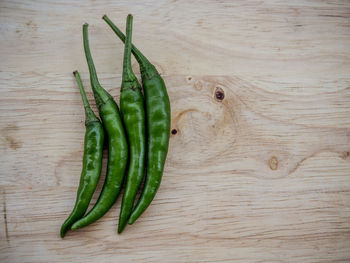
[60, 14, 171, 238]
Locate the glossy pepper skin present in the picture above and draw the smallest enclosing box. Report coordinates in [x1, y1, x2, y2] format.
[71, 24, 128, 231]
[103, 15, 171, 224]
[118, 15, 146, 233]
[60, 71, 104, 238]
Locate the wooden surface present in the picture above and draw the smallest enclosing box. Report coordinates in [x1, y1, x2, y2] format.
[1, 0, 350, 262]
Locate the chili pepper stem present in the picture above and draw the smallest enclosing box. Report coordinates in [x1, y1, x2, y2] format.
[121, 14, 134, 85]
[73, 70, 99, 125]
[102, 14, 156, 77]
[73, 71, 89, 108]
[82, 23, 111, 108]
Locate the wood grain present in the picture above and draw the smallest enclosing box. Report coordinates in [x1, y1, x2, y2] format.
[1, 0, 350, 262]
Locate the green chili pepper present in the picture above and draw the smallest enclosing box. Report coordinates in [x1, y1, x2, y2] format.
[103, 15, 171, 225]
[117, 14, 146, 233]
[71, 24, 128, 231]
[60, 71, 104, 238]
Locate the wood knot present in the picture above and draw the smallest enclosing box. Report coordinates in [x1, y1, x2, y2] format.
[341, 151, 350, 160]
[215, 87, 225, 101]
[194, 80, 203, 91]
[269, 156, 278, 170]
[171, 129, 178, 135]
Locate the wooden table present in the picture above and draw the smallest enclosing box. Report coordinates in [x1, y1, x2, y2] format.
[1, 1, 350, 262]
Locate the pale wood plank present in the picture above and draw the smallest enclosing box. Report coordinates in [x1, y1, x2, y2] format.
[1, 73, 349, 186]
[1, 72, 349, 262]
[1, 151, 350, 262]
[1, 0, 350, 77]
[0, 0, 350, 262]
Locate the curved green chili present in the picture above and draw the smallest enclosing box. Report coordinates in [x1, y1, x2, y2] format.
[60, 71, 104, 238]
[103, 15, 171, 224]
[71, 24, 128, 231]
[117, 14, 146, 233]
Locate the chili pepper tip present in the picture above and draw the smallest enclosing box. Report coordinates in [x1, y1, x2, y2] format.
[73, 70, 78, 76]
